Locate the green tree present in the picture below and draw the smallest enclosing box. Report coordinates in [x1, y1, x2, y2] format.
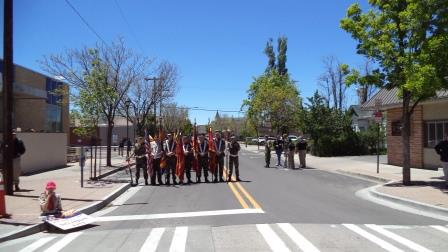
[243, 71, 301, 134]
[264, 38, 276, 72]
[277, 36, 288, 76]
[341, 0, 448, 185]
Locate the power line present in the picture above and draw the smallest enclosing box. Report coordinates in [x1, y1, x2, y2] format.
[113, 0, 145, 53]
[64, 0, 108, 45]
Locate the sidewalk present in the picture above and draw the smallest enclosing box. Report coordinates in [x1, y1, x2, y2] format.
[243, 144, 448, 211]
[0, 155, 132, 240]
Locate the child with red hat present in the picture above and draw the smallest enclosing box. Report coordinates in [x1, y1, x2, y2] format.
[39, 181, 62, 217]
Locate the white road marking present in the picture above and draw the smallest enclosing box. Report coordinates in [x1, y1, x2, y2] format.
[43, 232, 83, 252]
[343, 224, 404, 252]
[169, 226, 188, 252]
[139, 228, 165, 252]
[95, 208, 264, 222]
[92, 185, 143, 217]
[256, 224, 291, 252]
[278, 223, 320, 252]
[430, 225, 448, 234]
[18, 237, 55, 252]
[366, 224, 433, 252]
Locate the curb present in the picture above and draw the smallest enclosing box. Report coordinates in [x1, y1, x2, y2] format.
[336, 170, 392, 183]
[0, 183, 131, 243]
[368, 183, 448, 218]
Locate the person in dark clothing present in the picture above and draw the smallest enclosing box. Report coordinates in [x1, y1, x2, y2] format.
[296, 137, 308, 168]
[163, 133, 178, 185]
[214, 131, 226, 182]
[129, 137, 148, 185]
[227, 136, 241, 182]
[197, 134, 210, 183]
[273, 135, 284, 166]
[118, 138, 125, 156]
[12, 132, 26, 191]
[287, 139, 295, 169]
[435, 134, 448, 186]
[183, 136, 194, 184]
[264, 135, 271, 168]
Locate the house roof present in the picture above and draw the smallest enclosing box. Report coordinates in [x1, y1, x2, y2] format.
[361, 88, 448, 110]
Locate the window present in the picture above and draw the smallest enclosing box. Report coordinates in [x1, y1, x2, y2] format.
[425, 120, 448, 148]
[391, 121, 402, 136]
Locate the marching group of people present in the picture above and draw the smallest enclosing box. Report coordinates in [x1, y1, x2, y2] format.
[264, 134, 308, 169]
[128, 130, 241, 186]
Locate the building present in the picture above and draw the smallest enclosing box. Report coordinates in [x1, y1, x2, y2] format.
[362, 88, 448, 169]
[348, 105, 375, 132]
[0, 60, 69, 174]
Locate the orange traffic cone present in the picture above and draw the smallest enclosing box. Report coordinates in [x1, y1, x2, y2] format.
[0, 173, 7, 216]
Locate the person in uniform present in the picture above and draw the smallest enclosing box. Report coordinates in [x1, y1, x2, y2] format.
[151, 136, 164, 185]
[273, 135, 283, 166]
[132, 136, 149, 185]
[183, 135, 194, 184]
[227, 135, 241, 182]
[282, 134, 289, 168]
[163, 133, 178, 185]
[214, 131, 226, 182]
[287, 138, 296, 169]
[296, 137, 308, 169]
[197, 134, 210, 183]
[264, 135, 271, 168]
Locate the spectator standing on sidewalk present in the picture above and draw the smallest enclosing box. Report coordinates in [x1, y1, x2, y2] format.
[12, 131, 26, 191]
[118, 138, 125, 156]
[296, 137, 308, 168]
[273, 135, 283, 166]
[435, 133, 448, 187]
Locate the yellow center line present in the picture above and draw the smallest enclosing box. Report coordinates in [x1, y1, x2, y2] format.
[223, 168, 249, 209]
[223, 166, 262, 210]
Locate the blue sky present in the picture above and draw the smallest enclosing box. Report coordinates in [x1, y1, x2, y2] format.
[4, 0, 369, 124]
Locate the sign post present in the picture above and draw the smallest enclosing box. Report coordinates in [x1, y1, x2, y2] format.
[79, 140, 85, 188]
[374, 99, 383, 174]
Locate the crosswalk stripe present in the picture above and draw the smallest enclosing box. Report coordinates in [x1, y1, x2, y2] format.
[139, 228, 165, 252]
[343, 224, 404, 252]
[277, 223, 320, 252]
[365, 224, 433, 252]
[18, 237, 55, 252]
[43, 232, 83, 252]
[256, 224, 291, 252]
[430, 225, 448, 234]
[169, 226, 188, 252]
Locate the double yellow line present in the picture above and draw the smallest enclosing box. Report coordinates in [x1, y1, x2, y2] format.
[223, 167, 262, 209]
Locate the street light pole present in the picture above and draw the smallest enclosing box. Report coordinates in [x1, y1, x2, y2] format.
[125, 99, 131, 157]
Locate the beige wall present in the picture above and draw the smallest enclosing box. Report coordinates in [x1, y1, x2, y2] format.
[15, 99, 47, 131]
[424, 148, 441, 169]
[423, 102, 448, 121]
[17, 133, 67, 174]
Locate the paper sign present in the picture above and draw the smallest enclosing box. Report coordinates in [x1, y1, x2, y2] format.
[46, 213, 95, 230]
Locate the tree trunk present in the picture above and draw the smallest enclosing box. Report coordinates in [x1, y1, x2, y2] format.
[106, 123, 113, 166]
[401, 93, 411, 185]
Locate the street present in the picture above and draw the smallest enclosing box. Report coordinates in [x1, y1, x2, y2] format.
[1, 148, 448, 251]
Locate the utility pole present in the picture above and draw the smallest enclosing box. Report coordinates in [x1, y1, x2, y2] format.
[2, 0, 14, 195]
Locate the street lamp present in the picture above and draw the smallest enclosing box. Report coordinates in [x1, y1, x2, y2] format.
[125, 99, 132, 157]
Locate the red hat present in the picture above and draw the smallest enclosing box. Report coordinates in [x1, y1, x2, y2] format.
[46, 181, 56, 190]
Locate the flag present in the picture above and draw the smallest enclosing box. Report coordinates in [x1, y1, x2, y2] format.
[159, 128, 167, 171]
[208, 127, 217, 174]
[144, 129, 154, 177]
[175, 131, 185, 181]
[192, 123, 199, 173]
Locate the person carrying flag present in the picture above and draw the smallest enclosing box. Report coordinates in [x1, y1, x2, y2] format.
[197, 134, 210, 183]
[163, 133, 178, 185]
[214, 130, 226, 182]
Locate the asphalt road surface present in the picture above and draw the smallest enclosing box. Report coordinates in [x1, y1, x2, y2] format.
[2, 149, 448, 251]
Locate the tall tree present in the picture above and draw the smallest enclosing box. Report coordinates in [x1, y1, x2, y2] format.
[341, 0, 448, 184]
[277, 36, 288, 76]
[264, 38, 276, 72]
[345, 59, 380, 105]
[318, 56, 350, 111]
[41, 38, 148, 166]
